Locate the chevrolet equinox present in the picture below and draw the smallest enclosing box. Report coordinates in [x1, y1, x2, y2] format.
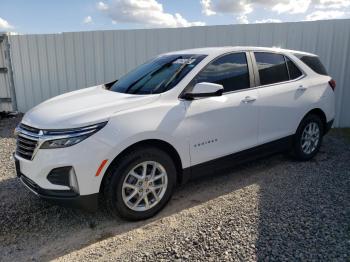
[14, 47, 335, 220]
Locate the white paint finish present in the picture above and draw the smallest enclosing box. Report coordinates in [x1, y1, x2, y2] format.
[190, 82, 223, 94]
[16, 46, 335, 196]
[256, 75, 332, 144]
[5, 19, 350, 126]
[186, 89, 259, 165]
[22, 85, 160, 129]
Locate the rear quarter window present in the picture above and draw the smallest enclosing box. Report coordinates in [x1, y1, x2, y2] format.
[296, 55, 328, 76]
[285, 57, 303, 80]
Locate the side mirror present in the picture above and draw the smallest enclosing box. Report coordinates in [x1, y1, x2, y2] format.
[182, 82, 224, 100]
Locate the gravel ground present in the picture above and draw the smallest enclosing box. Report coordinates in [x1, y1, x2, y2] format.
[0, 115, 349, 261]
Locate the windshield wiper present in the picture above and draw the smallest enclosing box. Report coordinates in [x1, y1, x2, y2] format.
[124, 56, 183, 94]
[154, 56, 195, 93]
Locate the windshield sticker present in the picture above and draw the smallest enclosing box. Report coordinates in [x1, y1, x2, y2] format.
[173, 58, 196, 65]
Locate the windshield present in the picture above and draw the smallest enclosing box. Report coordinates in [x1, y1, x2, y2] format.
[108, 54, 206, 94]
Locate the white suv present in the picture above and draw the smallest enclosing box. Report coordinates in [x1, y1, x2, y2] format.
[14, 47, 335, 220]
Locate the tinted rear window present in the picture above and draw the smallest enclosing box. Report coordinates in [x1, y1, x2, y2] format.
[296, 55, 328, 75]
[254, 52, 289, 85]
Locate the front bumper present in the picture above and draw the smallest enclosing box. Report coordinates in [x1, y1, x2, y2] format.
[14, 125, 114, 196]
[13, 121, 117, 211]
[18, 170, 98, 212]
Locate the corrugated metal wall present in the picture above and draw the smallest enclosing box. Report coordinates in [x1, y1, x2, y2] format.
[7, 19, 350, 127]
[0, 35, 13, 111]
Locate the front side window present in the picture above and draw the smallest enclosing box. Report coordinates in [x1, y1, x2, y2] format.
[254, 52, 289, 85]
[193, 52, 250, 93]
[109, 54, 206, 94]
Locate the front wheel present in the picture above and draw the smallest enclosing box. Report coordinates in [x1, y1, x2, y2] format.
[292, 114, 324, 161]
[103, 147, 177, 221]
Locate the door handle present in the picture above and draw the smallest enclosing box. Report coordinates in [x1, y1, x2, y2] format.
[297, 85, 307, 91]
[242, 96, 256, 103]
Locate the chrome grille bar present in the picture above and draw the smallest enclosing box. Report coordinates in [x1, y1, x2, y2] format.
[15, 125, 40, 161]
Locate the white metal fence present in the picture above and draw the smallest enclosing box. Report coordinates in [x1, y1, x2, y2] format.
[5, 19, 350, 127]
[0, 35, 14, 111]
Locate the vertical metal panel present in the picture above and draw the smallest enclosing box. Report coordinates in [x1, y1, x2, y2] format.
[82, 31, 96, 87]
[45, 34, 59, 98]
[73, 32, 87, 91]
[55, 33, 69, 95]
[330, 20, 350, 127]
[36, 35, 50, 101]
[6, 19, 350, 126]
[114, 31, 127, 79]
[93, 31, 105, 85]
[0, 36, 13, 111]
[19, 35, 35, 110]
[8, 36, 25, 111]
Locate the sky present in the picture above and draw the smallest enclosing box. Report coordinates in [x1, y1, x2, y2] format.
[0, 0, 350, 34]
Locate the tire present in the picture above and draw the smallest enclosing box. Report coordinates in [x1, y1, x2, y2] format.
[103, 146, 177, 221]
[292, 114, 324, 161]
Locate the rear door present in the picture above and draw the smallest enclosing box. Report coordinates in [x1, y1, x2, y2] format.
[251, 52, 308, 144]
[183, 52, 259, 166]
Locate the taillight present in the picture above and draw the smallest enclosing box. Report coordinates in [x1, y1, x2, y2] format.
[329, 79, 336, 91]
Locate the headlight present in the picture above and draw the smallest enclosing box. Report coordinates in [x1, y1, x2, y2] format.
[40, 121, 107, 149]
[40, 135, 90, 149]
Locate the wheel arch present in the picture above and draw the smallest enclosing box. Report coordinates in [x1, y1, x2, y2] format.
[99, 139, 184, 193]
[299, 108, 327, 134]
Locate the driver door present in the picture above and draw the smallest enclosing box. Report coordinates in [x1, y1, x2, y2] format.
[182, 52, 259, 166]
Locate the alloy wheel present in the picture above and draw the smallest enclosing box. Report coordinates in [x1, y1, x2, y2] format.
[122, 161, 168, 212]
[301, 122, 320, 154]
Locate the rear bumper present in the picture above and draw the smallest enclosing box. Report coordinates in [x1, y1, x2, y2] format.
[324, 119, 334, 135]
[19, 173, 98, 212]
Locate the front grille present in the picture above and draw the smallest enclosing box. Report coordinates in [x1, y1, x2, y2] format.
[16, 124, 40, 160]
[19, 123, 40, 134]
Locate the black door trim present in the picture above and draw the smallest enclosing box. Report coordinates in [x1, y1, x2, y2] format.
[181, 135, 294, 183]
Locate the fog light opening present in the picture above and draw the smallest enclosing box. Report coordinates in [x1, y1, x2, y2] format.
[69, 168, 79, 193]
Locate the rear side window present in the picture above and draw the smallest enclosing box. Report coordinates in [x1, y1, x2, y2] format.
[286, 57, 303, 79]
[296, 55, 328, 75]
[194, 52, 250, 92]
[254, 52, 289, 85]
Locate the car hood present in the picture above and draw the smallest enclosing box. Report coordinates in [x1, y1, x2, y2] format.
[22, 85, 160, 129]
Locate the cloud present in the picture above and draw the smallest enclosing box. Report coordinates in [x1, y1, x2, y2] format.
[97, 1, 109, 10]
[315, 0, 350, 9]
[83, 16, 93, 24]
[97, 0, 205, 28]
[237, 15, 249, 24]
[201, 0, 252, 16]
[305, 10, 346, 20]
[200, 0, 216, 16]
[200, 0, 350, 17]
[272, 0, 311, 14]
[255, 18, 282, 23]
[0, 17, 14, 30]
